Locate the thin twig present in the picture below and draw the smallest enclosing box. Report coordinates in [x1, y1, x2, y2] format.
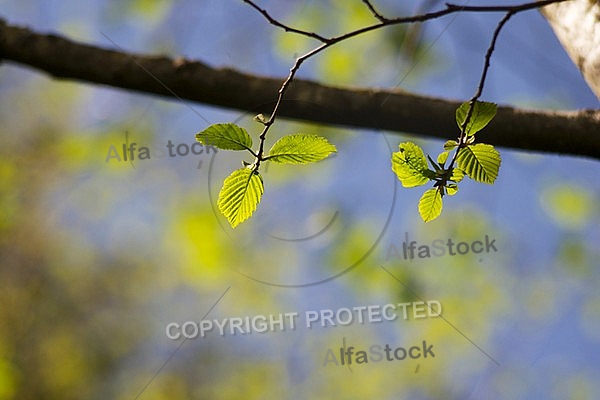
[247, 0, 568, 46]
[254, 43, 328, 170]
[445, 1, 566, 13]
[242, 0, 330, 43]
[362, 0, 389, 22]
[243, 0, 572, 170]
[449, 10, 515, 169]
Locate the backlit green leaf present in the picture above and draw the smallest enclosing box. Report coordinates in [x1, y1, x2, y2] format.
[444, 140, 458, 150]
[391, 142, 432, 187]
[450, 167, 465, 183]
[217, 168, 264, 228]
[456, 143, 501, 184]
[196, 123, 253, 151]
[446, 184, 459, 196]
[456, 101, 497, 136]
[418, 188, 443, 222]
[265, 134, 336, 164]
[437, 151, 449, 166]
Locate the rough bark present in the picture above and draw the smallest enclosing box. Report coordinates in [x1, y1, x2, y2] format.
[0, 17, 599, 159]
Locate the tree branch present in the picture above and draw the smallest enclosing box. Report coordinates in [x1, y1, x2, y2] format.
[361, 0, 390, 23]
[241, 1, 330, 43]
[0, 17, 598, 160]
[245, 0, 570, 46]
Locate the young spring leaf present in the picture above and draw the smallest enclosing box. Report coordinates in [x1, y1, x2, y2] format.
[265, 134, 336, 164]
[456, 101, 497, 136]
[456, 143, 501, 184]
[392, 142, 433, 187]
[446, 184, 459, 196]
[418, 188, 443, 222]
[444, 140, 458, 150]
[196, 123, 253, 151]
[437, 151, 449, 166]
[450, 167, 465, 183]
[217, 168, 264, 228]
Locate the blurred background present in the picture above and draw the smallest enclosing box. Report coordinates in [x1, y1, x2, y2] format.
[0, 0, 599, 399]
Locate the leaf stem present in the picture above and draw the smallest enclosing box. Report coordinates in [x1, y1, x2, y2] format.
[448, 10, 515, 170]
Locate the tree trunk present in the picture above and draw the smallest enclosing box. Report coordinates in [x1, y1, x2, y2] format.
[540, 0, 600, 101]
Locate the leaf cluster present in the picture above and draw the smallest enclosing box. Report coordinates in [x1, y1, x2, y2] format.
[391, 101, 501, 222]
[196, 123, 336, 228]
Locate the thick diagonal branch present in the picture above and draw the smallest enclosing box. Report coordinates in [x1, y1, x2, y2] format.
[0, 18, 599, 159]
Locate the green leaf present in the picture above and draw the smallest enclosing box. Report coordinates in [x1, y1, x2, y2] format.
[437, 151, 449, 166]
[217, 168, 264, 228]
[456, 101, 497, 136]
[450, 167, 465, 183]
[265, 134, 336, 164]
[196, 123, 253, 151]
[418, 188, 443, 222]
[391, 142, 432, 188]
[456, 144, 501, 184]
[446, 184, 459, 196]
[444, 140, 458, 150]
